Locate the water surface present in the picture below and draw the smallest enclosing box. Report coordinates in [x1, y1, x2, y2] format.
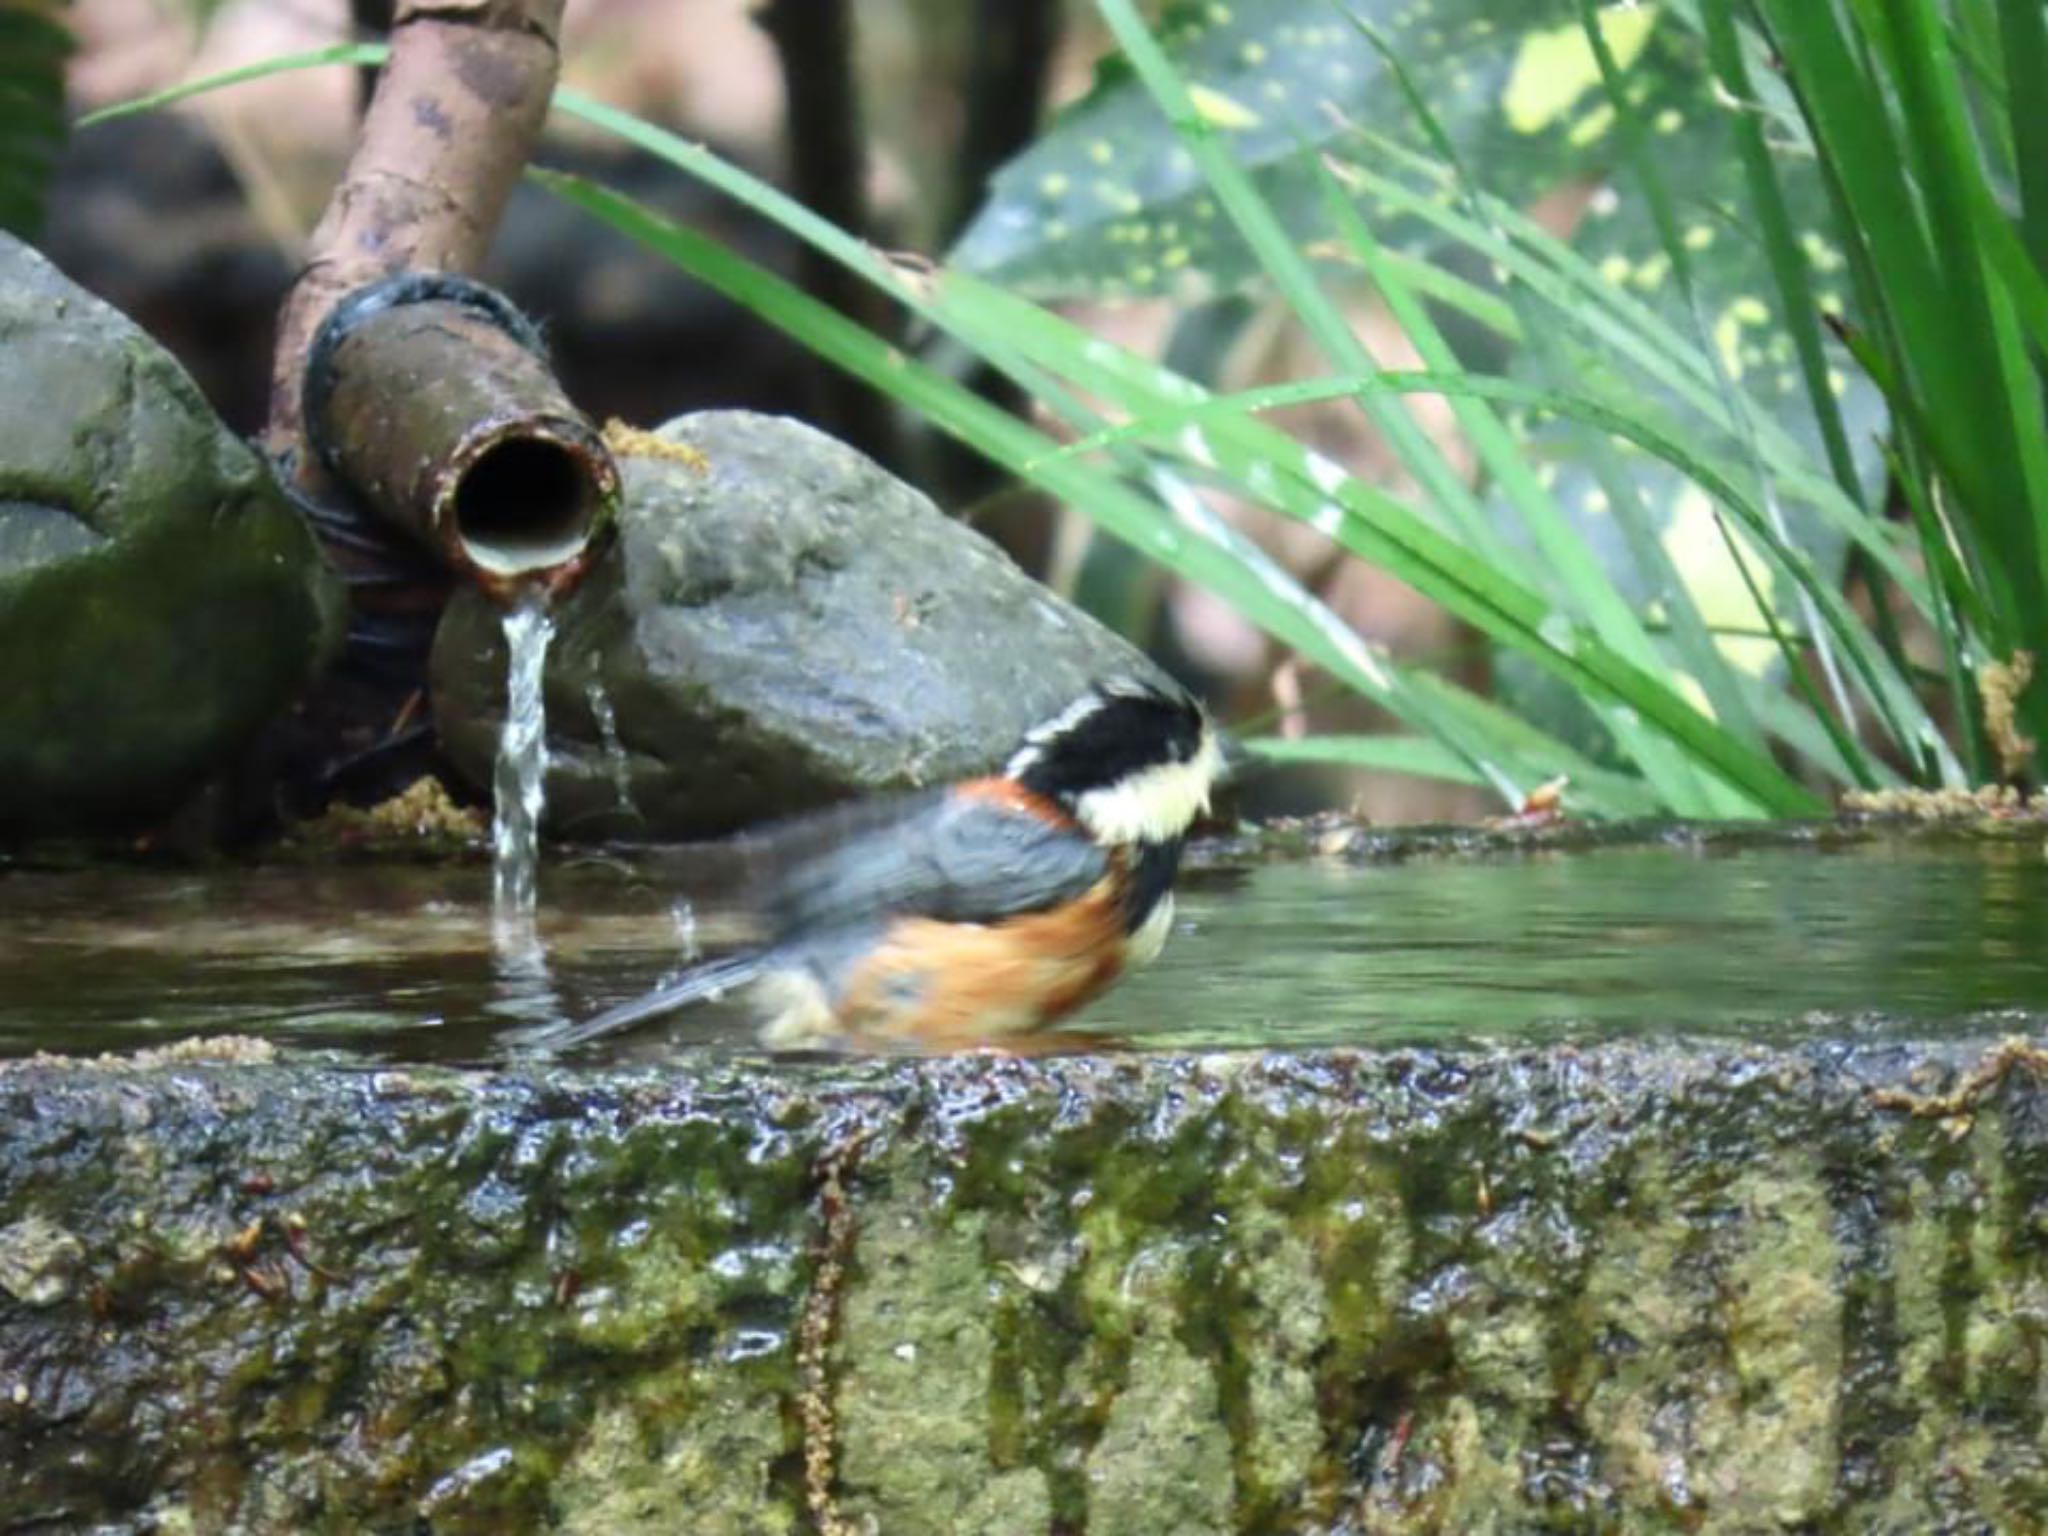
[3, 838, 2044, 1061]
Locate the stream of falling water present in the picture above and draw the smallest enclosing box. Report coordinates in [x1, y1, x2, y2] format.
[585, 675, 639, 821]
[486, 594, 566, 1033]
[492, 593, 555, 915]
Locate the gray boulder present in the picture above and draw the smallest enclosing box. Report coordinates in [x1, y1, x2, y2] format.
[0, 234, 344, 837]
[432, 410, 1170, 839]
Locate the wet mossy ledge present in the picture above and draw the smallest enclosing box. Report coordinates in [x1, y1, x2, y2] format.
[4, 1039, 2047, 1533]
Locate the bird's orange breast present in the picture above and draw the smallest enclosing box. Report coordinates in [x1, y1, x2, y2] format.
[828, 869, 1131, 1050]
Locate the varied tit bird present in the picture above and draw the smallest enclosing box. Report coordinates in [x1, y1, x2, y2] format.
[543, 678, 1225, 1054]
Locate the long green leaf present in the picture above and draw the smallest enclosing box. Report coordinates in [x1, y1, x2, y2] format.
[532, 171, 1660, 808]
[1044, 368, 1942, 783]
[2000, 0, 2048, 276]
[1338, 11, 1782, 801]
[938, 269, 1823, 813]
[76, 41, 386, 126]
[0, 3, 73, 237]
[1327, 138, 1882, 528]
[1316, 158, 1745, 806]
[1247, 732, 1482, 781]
[1245, 731, 1669, 811]
[1882, 0, 2048, 629]
[1090, 0, 1496, 557]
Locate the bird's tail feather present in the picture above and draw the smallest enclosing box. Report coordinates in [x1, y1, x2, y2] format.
[522, 952, 769, 1054]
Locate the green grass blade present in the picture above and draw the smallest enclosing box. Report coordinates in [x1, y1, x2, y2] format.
[1245, 731, 1672, 814]
[1574, 0, 1863, 772]
[1335, 13, 1786, 793]
[1244, 733, 1483, 785]
[1697, 0, 1864, 508]
[1315, 161, 1741, 806]
[1965, 171, 2048, 362]
[1089, 0, 1494, 553]
[1771, 0, 2018, 570]
[938, 272, 1822, 812]
[1046, 368, 1945, 784]
[1327, 139, 1873, 511]
[1329, 127, 1949, 768]
[531, 170, 1667, 808]
[1399, 672, 1666, 816]
[2001, 0, 2048, 276]
[1695, 0, 1938, 751]
[1881, 0, 2047, 613]
[76, 43, 390, 126]
[1363, 248, 1524, 341]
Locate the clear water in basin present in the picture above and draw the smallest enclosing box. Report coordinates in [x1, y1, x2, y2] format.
[3, 837, 2045, 1062]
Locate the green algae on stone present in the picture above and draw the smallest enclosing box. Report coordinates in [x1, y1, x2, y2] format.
[7, 1043, 2048, 1531]
[834, 1179, 1002, 1533]
[0, 234, 343, 838]
[1088, 1319, 1236, 1535]
[1194, 1081, 1338, 1527]
[1711, 1160, 1843, 1528]
[1574, 1146, 1714, 1528]
[553, 1394, 796, 1535]
[1216, 1206, 1325, 1519]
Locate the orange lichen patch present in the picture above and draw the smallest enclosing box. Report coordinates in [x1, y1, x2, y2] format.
[836, 880, 1127, 1049]
[1870, 1035, 2048, 1128]
[1979, 651, 2036, 782]
[601, 417, 710, 471]
[1840, 784, 2046, 820]
[797, 1127, 870, 1536]
[1486, 774, 1572, 831]
[296, 776, 486, 850]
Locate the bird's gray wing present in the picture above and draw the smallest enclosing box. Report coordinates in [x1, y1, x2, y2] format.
[764, 793, 1109, 937]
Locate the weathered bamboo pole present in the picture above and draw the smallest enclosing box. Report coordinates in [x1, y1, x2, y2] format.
[269, 0, 616, 600]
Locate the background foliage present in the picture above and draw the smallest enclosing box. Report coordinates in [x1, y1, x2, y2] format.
[0, 0, 70, 237]
[37, 0, 2048, 817]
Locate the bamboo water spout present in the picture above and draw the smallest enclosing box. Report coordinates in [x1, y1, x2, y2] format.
[302, 273, 618, 602]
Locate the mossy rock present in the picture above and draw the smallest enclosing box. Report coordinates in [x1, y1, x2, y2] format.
[0, 234, 343, 837]
[4, 1039, 2047, 1532]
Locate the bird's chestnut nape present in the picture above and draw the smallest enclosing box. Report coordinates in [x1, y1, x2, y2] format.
[1004, 678, 1222, 846]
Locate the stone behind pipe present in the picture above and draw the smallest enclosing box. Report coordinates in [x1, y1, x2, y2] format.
[431, 410, 1174, 839]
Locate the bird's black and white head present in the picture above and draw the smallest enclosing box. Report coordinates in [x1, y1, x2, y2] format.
[1004, 679, 1223, 846]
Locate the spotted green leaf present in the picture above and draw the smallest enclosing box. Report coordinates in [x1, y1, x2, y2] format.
[1465, 21, 1893, 768]
[952, 0, 1671, 299]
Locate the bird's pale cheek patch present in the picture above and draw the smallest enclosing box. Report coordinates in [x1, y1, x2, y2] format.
[1075, 730, 1223, 845]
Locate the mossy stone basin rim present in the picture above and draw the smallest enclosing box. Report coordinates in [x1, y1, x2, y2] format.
[4, 1037, 2048, 1533]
